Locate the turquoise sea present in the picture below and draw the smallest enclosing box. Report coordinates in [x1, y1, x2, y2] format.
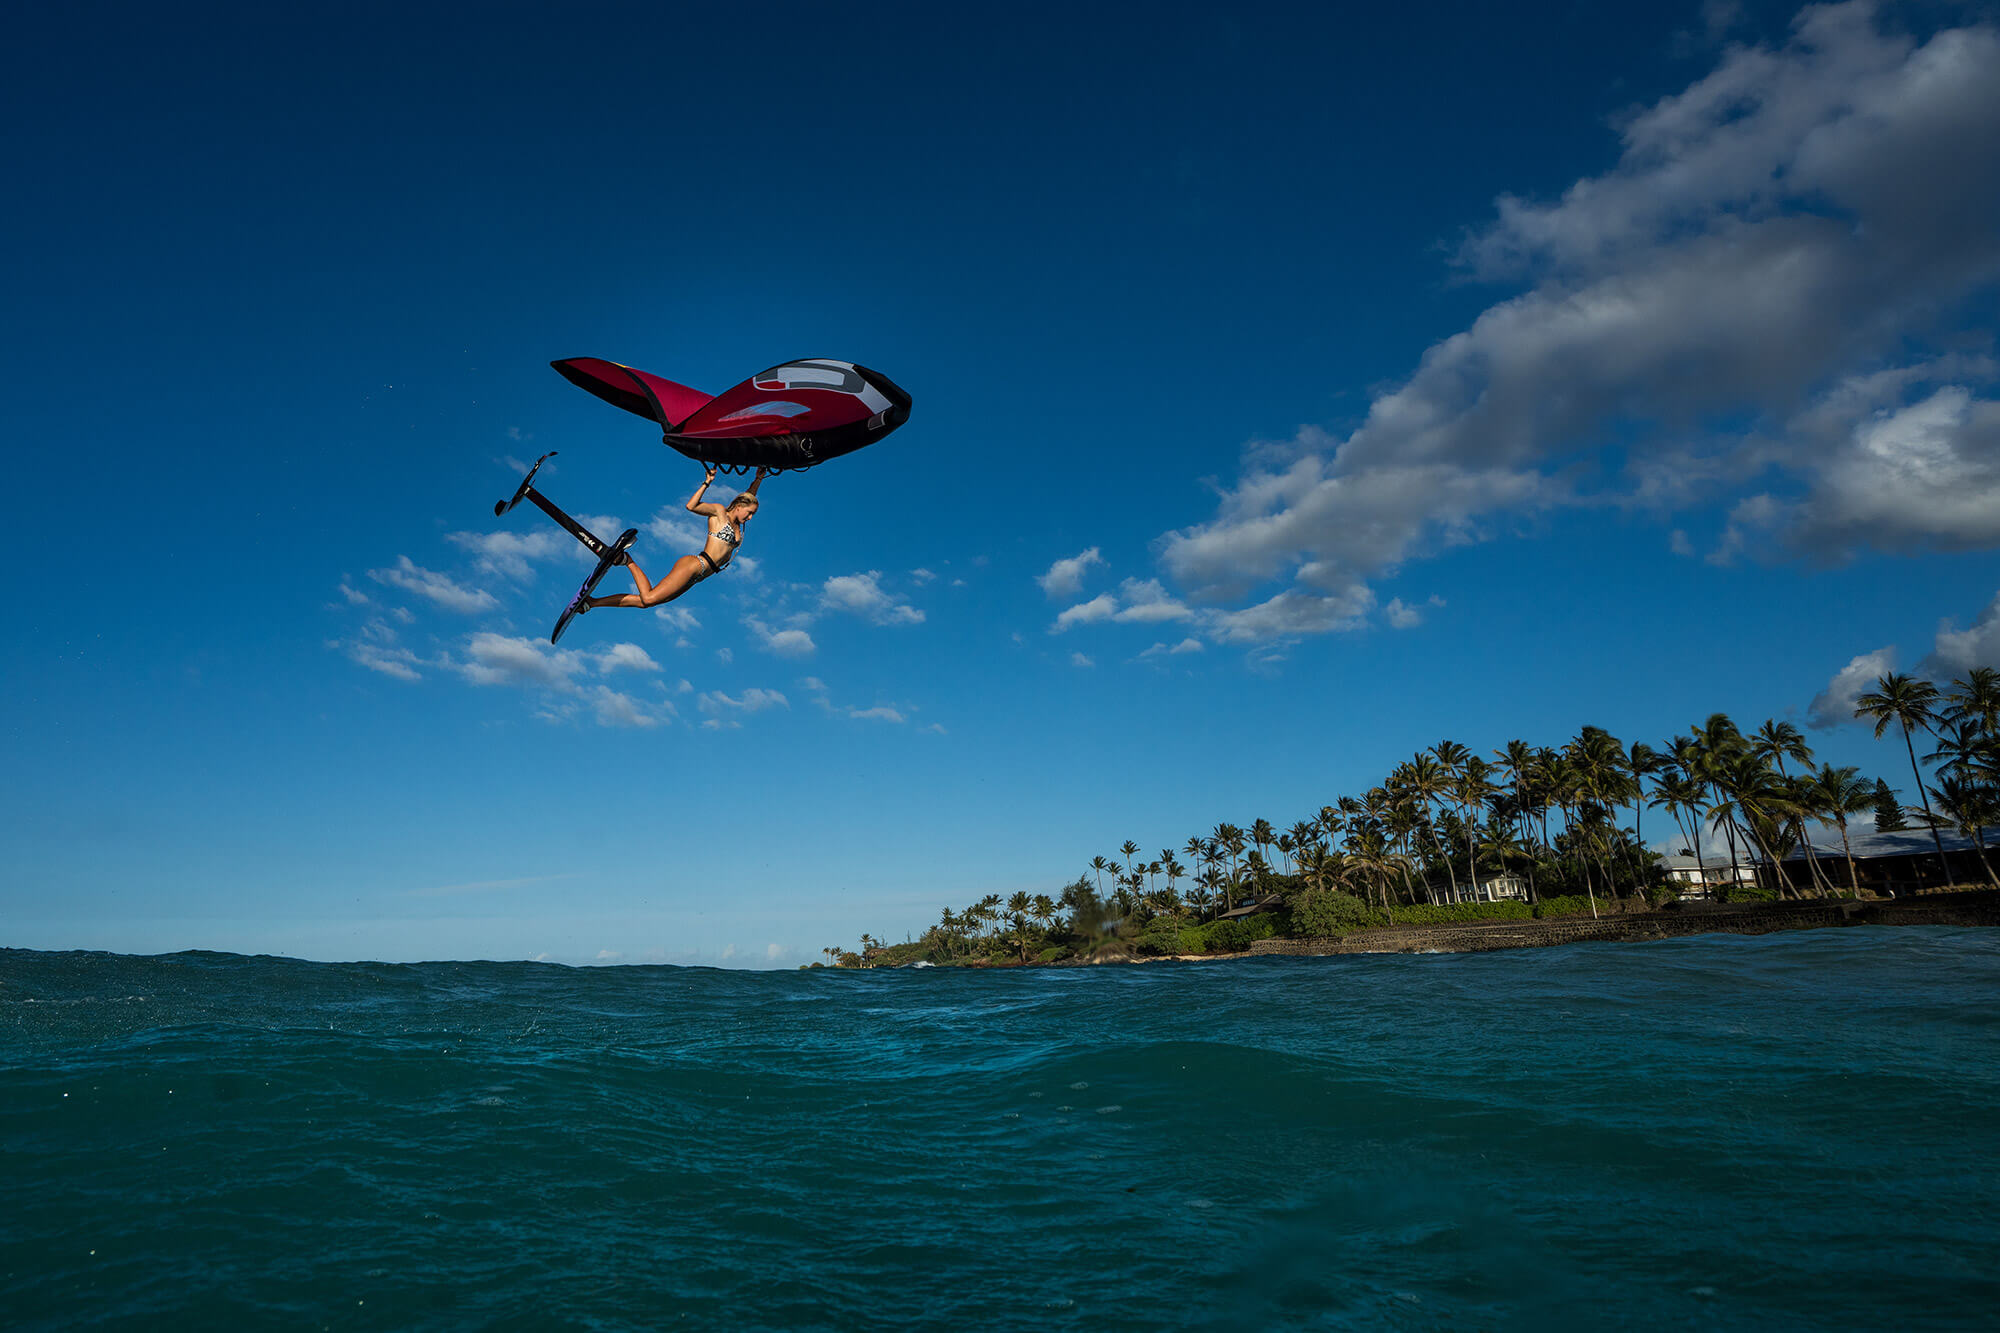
[3, 929, 1997, 1330]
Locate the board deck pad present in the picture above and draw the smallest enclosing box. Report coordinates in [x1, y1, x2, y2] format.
[551, 528, 638, 644]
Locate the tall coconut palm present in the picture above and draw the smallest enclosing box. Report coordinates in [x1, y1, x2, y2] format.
[1650, 766, 1708, 894]
[1089, 856, 1109, 897]
[1854, 673, 1950, 873]
[1450, 757, 1496, 900]
[1811, 764, 1875, 896]
[1627, 740, 1665, 877]
[1120, 840, 1141, 883]
[1753, 720, 1827, 894]
[1943, 667, 2000, 734]
[1687, 715, 1754, 890]
[1926, 776, 2000, 887]
[1250, 818, 1276, 867]
[1402, 753, 1457, 901]
[1006, 890, 1035, 961]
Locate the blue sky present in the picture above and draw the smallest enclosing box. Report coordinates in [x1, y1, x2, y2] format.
[5, 0, 1997, 965]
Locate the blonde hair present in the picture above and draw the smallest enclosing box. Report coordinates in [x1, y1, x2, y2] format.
[727, 493, 759, 513]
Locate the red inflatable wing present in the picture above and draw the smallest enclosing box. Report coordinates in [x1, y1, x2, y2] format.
[550, 358, 715, 431]
[552, 356, 912, 473]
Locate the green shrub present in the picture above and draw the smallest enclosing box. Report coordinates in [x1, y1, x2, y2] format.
[1202, 914, 1281, 952]
[1136, 916, 1198, 956]
[1392, 901, 1535, 926]
[1287, 891, 1384, 937]
[1719, 882, 1779, 903]
[1532, 895, 1597, 918]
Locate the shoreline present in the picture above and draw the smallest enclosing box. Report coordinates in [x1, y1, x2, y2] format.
[1006, 889, 2000, 966]
[1251, 888, 2000, 958]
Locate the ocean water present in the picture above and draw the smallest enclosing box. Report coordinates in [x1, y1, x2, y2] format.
[3, 930, 1997, 1331]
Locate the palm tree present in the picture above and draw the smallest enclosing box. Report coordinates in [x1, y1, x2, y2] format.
[1401, 753, 1457, 901]
[1811, 764, 1875, 896]
[1650, 766, 1708, 895]
[1250, 819, 1276, 872]
[1450, 757, 1495, 900]
[1943, 667, 2000, 734]
[1089, 856, 1109, 897]
[1854, 673, 1950, 874]
[1006, 890, 1035, 961]
[1927, 776, 2000, 887]
[1119, 840, 1141, 883]
[1753, 719, 1829, 894]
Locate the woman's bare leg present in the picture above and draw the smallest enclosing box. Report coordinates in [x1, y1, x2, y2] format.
[587, 555, 705, 609]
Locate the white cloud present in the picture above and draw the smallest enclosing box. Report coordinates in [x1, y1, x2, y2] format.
[1924, 590, 2000, 676]
[368, 556, 498, 614]
[1070, 652, 1095, 667]
[747, 617, 816, 658]
[445, 529, 569, 581]
[699, 688, 789, 716]
[454, 633, 589, 689]
[911, 568, 936, 584]
[1037, 547, 1105, 598]
[766, 943, 783, 961]
[1110, 579, 1194, 624]
[1207, 587, 1374, 644]
[1808, 646, 1897, 729]
[337, 580, 370, 606]
[799, 676, 910, 723]
[821, 571, 924, 625]
[1147, 4, 2000, 632]
[596, 642, 661, 675]
[588, 685, 668, 729]
[1384, 598, 1424, 629]
[1052, 594, 1118, 633]
[1170, 638, 1203, 654]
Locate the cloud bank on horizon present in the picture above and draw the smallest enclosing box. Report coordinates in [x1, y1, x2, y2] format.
[1050, 0, 2000, 648]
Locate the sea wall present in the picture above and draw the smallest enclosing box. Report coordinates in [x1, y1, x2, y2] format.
[1249, 890, 2000, 957]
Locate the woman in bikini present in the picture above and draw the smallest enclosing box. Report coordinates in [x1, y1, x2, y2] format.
[576, 465, 766, 615]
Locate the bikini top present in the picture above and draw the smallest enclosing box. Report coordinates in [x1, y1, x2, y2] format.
[714, 522, 740, 547]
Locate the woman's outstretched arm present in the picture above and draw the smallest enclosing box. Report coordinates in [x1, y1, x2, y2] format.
[743, 465, 770, 498]
[687, 465, 723, 517]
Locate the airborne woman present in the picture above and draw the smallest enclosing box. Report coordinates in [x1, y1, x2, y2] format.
[574, 464, 767, 616]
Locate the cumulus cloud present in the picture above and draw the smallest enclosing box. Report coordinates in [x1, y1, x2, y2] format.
[444, 634, 672, 726]
[1924, 590, 2000, 677]
[1052, 593, 1118, 632]
[699, 688, 789, 716]
[1808, 647, 1897, 729]
[1138, 638, 1205, 659]
[746, 617, 816, 658]
[821, 572, 925, 625]
[1038, 547, 1105, 598]
[596, 642, 661, 675]
[588, 686, 667, 729]
[368, 556, 498, 614]
[1070, 652, 1095, 667]
[333, 617, 424, 681]
[1150, 3, 2000, 635]
[454, 633, 589, 689]
[798, 676, 910, 723]
[444, 529, 569, 581]
[1384, 598, 1423, 629]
